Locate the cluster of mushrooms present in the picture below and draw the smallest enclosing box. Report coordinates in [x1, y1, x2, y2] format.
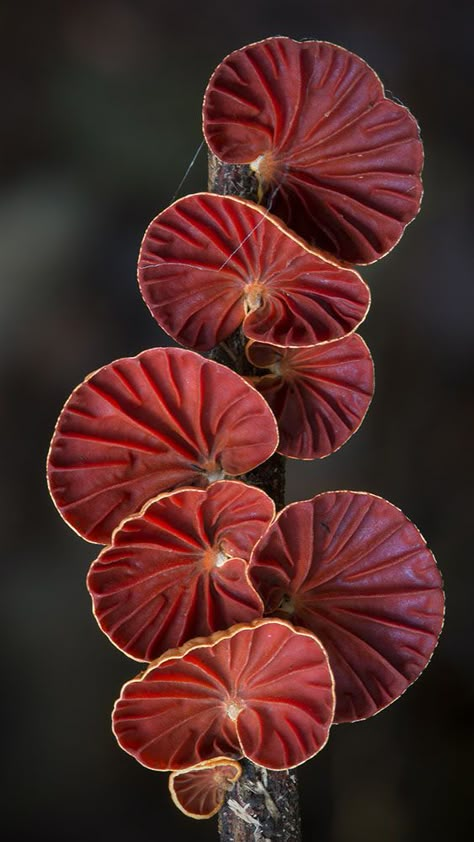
[47, 37, 444, 820]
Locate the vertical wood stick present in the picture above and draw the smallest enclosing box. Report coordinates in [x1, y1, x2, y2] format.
[208, 153, 301, 842]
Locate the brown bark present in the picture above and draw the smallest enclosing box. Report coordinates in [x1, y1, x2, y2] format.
[208, 153, 301, 841]
[218, 760, 301, 842]
[208, 153, 261, 202]
[208, 325, 286, 513]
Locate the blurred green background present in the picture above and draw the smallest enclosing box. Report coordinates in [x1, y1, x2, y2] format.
[2, 1, 472, 840]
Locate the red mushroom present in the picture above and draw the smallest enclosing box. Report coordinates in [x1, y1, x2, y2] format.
[87, 481, 273, 661]
[169, 758, 242, 819]
[203, 37, 423, 265]
[112, 618, 335, 771]
[138, 193, 370, 351]
[47, 347, 278, 544]
[249, 491, 445, 723]
[245, 334, 374, 459]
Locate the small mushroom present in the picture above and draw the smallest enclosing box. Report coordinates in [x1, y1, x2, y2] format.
[87, 481, 273, 661]
[249, 491, 445, 723]
[169, 758, 242, 819]
[245, 334, 374, 459]
[112, 618, 335, 771]
[138, 193, 370, 351]
[47, 347, 278, 544]
[203, 37, 423, 265]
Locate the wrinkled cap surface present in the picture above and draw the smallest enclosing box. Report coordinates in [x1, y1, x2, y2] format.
[169, 758, 242, 819]
[47, 348, 278, 543]
[246, 335, 374, 459]
[113, 618, 335, 770]
[88, 481, 272, 660]
[138, 193, 370, 351]
[249, 491, 444, 722]
[203, 37, 423, 265]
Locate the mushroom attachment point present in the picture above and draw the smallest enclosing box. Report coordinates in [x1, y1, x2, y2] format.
[249, 491, 445, 722]
[203, 36, 424, 265]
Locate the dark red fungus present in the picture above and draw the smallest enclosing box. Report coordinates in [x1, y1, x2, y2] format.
[47, 347, 278, 544]
[112, 618, 335, 771]
[138, 193, 370, 351]
[203, 37, 423, 265]
[245, 334, 374, 459]
[87, 481, 273, 661]
[169, 758, 242, 819]
[249, 491, 445, 723]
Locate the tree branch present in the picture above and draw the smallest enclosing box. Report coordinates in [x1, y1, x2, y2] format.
[208, 154, 301, 842]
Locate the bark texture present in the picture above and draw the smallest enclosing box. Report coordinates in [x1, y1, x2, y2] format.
[208, 153, 261, 202]
[208, 154, 301, 841]
[218, 760, 301, 842]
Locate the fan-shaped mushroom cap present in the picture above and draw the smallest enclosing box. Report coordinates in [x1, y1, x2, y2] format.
[249, 492, 444, 723]
[245, 335, 374, 459]
[112, 618, 335, 771]
[169, 758, 242, 819]
[138, 193, 370, 351]
[88, 481, 273, 661]
[203, 37, 423, 265]
[47, 348, 278, 544]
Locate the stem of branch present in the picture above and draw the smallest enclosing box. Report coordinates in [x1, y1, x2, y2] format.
[218, 760, 301, 842]
[208, 153, 301, 841]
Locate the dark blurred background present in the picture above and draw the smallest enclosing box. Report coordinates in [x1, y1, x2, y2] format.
[2, 1, 472, 840]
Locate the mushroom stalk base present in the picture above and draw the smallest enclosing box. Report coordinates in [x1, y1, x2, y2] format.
[209, 156, 300, 842]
